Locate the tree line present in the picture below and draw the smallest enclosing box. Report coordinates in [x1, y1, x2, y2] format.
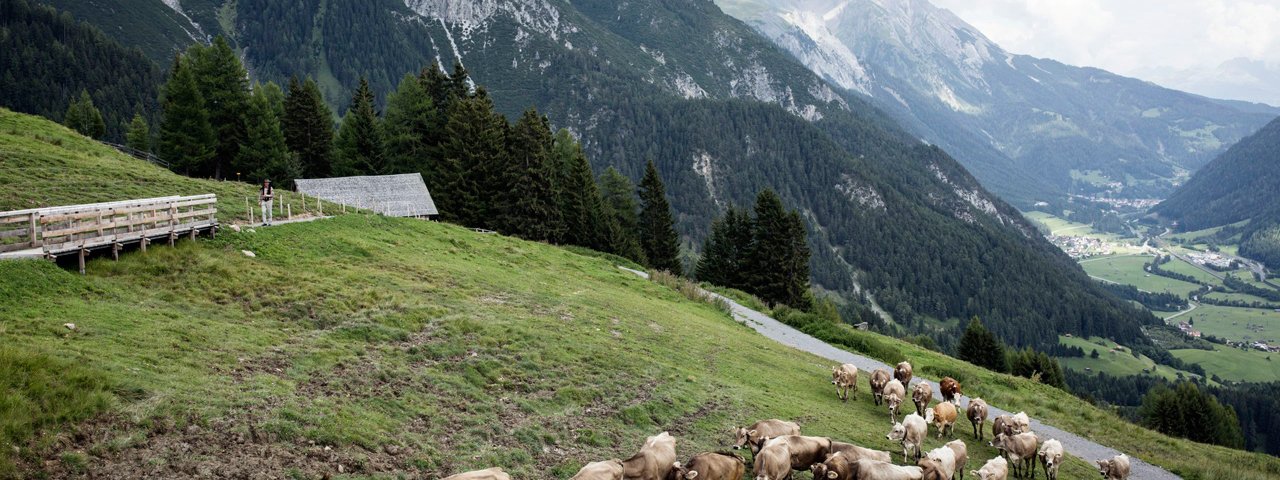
[694, 190, 813, 310]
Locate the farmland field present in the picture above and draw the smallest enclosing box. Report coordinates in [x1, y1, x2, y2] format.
[1171, 346, 1280, 383]
[1179, 305, 1280, 343]
[1056, 336, 1197, 381]
[1079, 255, 1201, 293]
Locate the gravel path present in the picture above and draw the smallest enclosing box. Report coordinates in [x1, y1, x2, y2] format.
[621, 267, 1180, 480]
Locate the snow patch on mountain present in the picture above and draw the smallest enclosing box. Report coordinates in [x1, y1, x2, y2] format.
[161, 0, 206, 43]
[836, 175, 886, 212]
[404, 0, 570, 41]
[693, 151, 721, 208]
[672, 74, 708, 99]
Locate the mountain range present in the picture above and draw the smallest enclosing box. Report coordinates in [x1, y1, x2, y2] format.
[1154, 116, 1280, 268]
[23, 0, 1163, 349]
[714, 0, 1279, 205]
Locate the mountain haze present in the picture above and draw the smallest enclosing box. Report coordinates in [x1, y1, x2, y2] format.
[715, 0, 1279, 204]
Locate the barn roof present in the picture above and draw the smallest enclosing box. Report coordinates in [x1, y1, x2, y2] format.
[294, 173, 438, 217]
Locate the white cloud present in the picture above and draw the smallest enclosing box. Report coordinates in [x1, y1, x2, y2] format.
[931, 0, 1280, 104]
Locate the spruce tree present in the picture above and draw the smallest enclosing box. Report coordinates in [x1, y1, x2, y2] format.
[498, 108, 563, 241]
[383, 73, 436, 174]
[439, 87, 506, 226]
[637, 160, 682, 274]
[157, 54, 215, 176]
[125, 112, 149, 153]
[696, 207, 751, 288]
[64, 90, 106, 139]
[283, 77, 335, 178]
[599, 167, 646, 263]
[188, 36, 249, 178]
[957, 317, 1008, 373]
[553, 129, 608, 250]
[333, 77, 386, 176]
[235, 86, 298, 188]
[743, 189, 811, 308]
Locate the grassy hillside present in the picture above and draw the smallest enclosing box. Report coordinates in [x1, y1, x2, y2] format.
[0, 108, 334, 223]
[2, 110, 1278, 479]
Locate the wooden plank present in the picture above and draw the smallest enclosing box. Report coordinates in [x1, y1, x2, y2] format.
[0, 228, 31, 240]
[39, 208, 215, 239]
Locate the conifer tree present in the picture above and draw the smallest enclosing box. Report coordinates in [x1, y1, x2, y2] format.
[383, 73, 436, 174]
[283, 77, 334, 178]
[333, 77, 386, 176]
[743, 189, 811, 308]
[439, 87, 506, 226]
[637, 160, 682, 274]
[157, 54, 214, 176]
[64, 90, 106, 139]
[236, 85, 298, 187]
[599, 167, 646, 263]
[188, 36, 249, 178]
[553, 129, 608, 250]
[696, 207, 751, 288]
[957, 317, 1008, 373]
[498, 108, 563, 241]
[125, 112, 149, 153]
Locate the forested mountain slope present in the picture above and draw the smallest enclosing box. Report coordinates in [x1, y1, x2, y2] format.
[1, 0, 163, 141]
[28, 0, 1158, 349]
[715, 0, 1279, 204]
[1153, 116, 1280, 267]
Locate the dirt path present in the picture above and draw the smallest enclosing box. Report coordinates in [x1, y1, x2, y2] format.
[620, 267, 1181, 480]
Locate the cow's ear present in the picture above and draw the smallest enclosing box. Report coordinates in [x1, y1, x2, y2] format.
[748, 429, 758, 437]
[685, 471, 698, 480]
[827, 471, 838, 479]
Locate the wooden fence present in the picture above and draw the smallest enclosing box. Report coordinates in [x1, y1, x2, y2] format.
[0, 194, 218, 272]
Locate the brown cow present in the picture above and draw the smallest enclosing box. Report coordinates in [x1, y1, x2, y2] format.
[829, 441, 892, 463]
[925, 401, 959, 438]
[918, 445, 955, 480]
[623, 432, 678, 480]
[1037, 439, 1062, 480]
[1096, 454, 1130, 480]
[944, 439, 968, 480]
[733, 419, 801, 454]
[849, 459, 925, 480]
[990, 433, 1037, 480]
[912, 382, 933, 416]
[754, 438, 792, 480]
[832, 364, 859, 402]
[573, 460, 625, 480]
[870, 369, 892, 406]
[668, 452, 744, 480]
[971, 457, 1007, 480]
[886, 413, 928, 463]
[895, 361, 914, 385]
[759, 435, 832, 472]
[810, 451, 856, 480]
[991, 415, 1016, 440]
[442, 467, 511, 480]
[884, 378, 907, 423]
[940, 377, 963, 404]
[966, 398, 989, 441]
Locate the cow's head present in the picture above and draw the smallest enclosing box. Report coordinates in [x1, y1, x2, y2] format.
[1042, 452, 1061, 472]
[924, 407, 935, 424]
[732, 427, 750, 449]
[1096, 459, 1112, 478]
[832, 366, 842, 384]
[886, 393, 902, 412]
[990, 433, 1008, 450]
[886, 422, 906, 442]
[918, 457, 946, 480]
[1012, 412, 1031, 433]
[810, 462, 829, 480]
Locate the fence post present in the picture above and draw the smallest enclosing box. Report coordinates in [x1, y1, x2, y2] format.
[287, 203, 292, 220]
[29, 212, 39, 248]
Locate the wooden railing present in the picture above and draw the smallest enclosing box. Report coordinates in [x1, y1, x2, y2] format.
[0, 195, 218, 271]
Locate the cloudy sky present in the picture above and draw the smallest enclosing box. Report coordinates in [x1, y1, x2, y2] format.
[930, 0, 1280, 106]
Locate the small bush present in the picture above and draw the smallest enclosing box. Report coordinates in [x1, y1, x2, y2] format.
[649, 271, 731, 315]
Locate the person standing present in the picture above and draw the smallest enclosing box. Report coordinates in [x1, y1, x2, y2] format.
[260, 179, 274, 226]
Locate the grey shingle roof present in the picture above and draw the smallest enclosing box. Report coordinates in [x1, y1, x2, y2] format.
[294, 173, 438, 217]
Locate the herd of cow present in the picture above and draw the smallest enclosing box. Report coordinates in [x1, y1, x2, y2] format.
[440, 362, 1133, 480]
